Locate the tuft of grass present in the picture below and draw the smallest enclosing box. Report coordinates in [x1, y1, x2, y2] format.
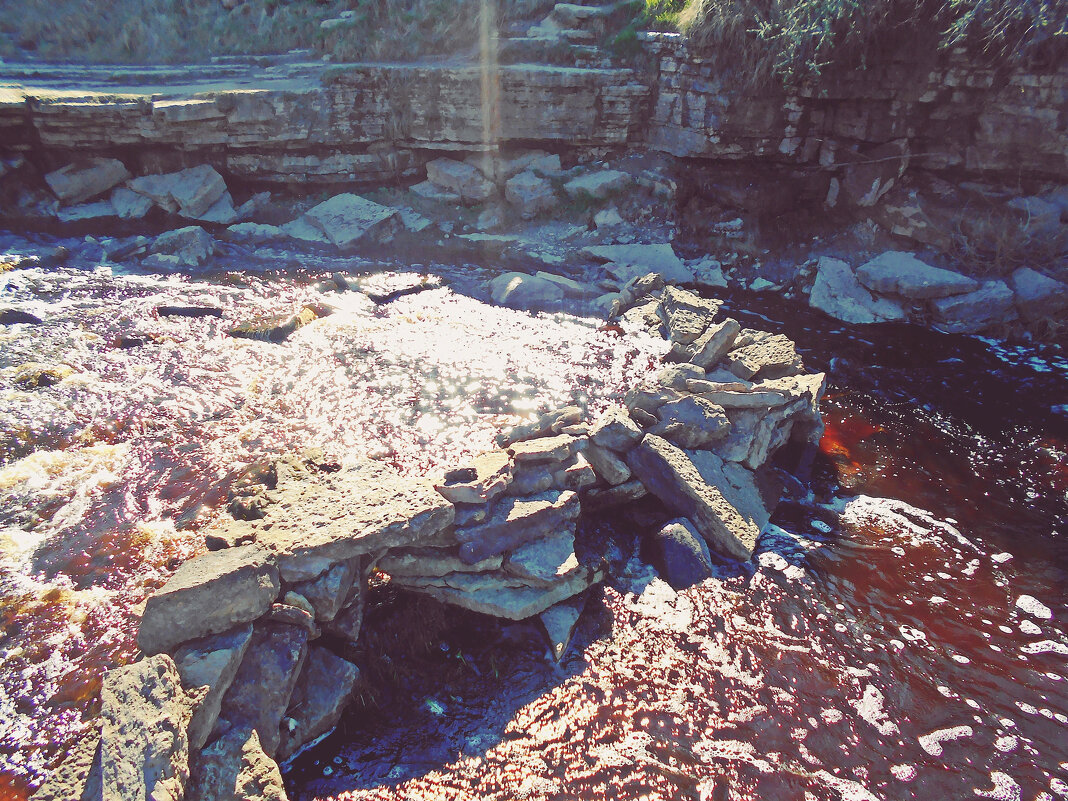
[951, 205, 1068, 278]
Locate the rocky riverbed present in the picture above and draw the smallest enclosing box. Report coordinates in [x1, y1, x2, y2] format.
[0, 223, 1065, 799]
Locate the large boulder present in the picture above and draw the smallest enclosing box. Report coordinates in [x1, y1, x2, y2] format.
[151, 226, 214, 268]
[30, 728, 102, 801]
[425, 158, 495, 203]
[100, 654, 192, 801]
[128, 165, 228, 218]
[564, 169, 631, 200]
[583, 244, 694, 285]
[187, 727, 287, 801]
[856, 252, 978, 300]
[277, 647, 360, 761]
[289, 560, 357, 622]
[45, 158, 129, 205]
[929, 280, 1015, 333]
[808, 257, 907, 324]
[626, 435, 763, 561]
[723, 334, 803, 380]
[216, 621, 309, 757]
[652, 518, 714, 590]
[589, 404, 643, 453]
[504, 170, 558, 219]
[138, 544, 279, 655]
[1010, 267, 1068, 322]
[490, 272, 565, 312]
[299, 193, 400, 248]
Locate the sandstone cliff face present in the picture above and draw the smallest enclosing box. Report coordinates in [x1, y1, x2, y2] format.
[1, 42, 1064, 187]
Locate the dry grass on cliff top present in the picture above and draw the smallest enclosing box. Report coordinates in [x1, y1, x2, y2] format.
[671, 0, 1067, 85]
[0, 0, 554, 64]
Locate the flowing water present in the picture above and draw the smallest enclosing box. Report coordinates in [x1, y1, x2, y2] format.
[0, 236, 1065, 800]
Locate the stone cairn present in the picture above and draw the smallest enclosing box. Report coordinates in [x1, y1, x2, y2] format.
[34, 273, 825, 801]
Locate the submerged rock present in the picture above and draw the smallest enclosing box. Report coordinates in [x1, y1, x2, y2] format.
[0, 309, 43, 326]
[490, 272, 565, 312]
[12, 362, 73, 390]
[227, 304, 327, 343]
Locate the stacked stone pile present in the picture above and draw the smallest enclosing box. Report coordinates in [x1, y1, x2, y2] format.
[35, 272, 825, 801]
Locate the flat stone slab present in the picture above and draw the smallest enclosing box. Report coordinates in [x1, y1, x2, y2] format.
[206, 458, 455, 582]
[138, 544, 279, 655]
[626, 434, 761, 560]
[856, 251, 979, 299]
[504, 527, 580, 585]
[277, 646, 360, 761]
[456, 489, 580, 563]
[395, 567, 598, 620]
[301, 193, 399, 248]
[583, 244, 694, 285]
[723, 334, 802, 380]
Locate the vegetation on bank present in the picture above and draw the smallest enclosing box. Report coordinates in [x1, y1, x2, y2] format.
[0, 0, 1061, 72]
[670, 0, 1066, 84]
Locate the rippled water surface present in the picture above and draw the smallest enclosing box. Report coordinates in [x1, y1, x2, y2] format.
[0, 244, 1065, 800]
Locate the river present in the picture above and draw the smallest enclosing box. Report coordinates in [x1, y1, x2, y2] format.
[0, 232, 1064, 800]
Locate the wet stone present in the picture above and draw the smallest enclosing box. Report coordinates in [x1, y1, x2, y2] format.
[216, 621, 309, 757]
[626, 434, 760, 561]
[173, 625, 254, 751]
[277, 647, 360, 761]
[652, 518, 714, 590]
[187, 728, 287, 801]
